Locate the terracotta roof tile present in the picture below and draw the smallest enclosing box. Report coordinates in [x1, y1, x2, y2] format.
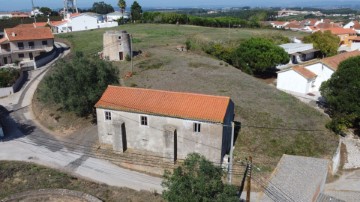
[322, 27, 357, 35]
[293, 66, 317, 79]
[34, 22, 48, 27]
[70, 13, 82, 18]
[14, 24, 35, 28]
[4, 27, 54, 42]
[95, 86, 231, 123]
[51, 20, 67, 26]
[321, 50, 360, 71]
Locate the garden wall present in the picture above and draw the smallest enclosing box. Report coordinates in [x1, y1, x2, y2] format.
[0, 70, 24, 97]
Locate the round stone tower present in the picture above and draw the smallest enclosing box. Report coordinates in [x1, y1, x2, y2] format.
[103, 30, 131, 61]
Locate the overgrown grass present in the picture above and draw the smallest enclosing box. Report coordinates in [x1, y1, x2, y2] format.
[56, 24, 307, 54]
[0, 161, 163, 202]
[52, 24, 337, 179]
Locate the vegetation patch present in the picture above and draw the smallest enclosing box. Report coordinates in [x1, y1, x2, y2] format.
[0, 68, 20, 88]
[0, 161, 164, 202]
[37, 52, 119, 117]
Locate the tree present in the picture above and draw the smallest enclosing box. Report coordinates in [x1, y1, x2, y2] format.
[303, 31, 340, 58]
[38, 52, 119, 117]
[118, 0, 126, 14]
[231, 38, 289, 74]
[162, 153, 238, 202]
[130, 1, 142, 22]
[320, 56, 360, 133]
[92, 1, 114, 14]
[39, 7, 52, 15]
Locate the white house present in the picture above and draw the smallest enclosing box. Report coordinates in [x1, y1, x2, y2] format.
[270, 21, 290, 29]
[95, 86, 235, 164]
[343, 20, 360, 34]
[278, 43, 318, 68]
[0, 12, 12, 19]
[106, 11, 130, 22]
[277, 50, 360, 94]
[52, 12, 117, 33]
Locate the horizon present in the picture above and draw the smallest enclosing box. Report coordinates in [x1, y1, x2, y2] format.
[1, 0, 360, 11]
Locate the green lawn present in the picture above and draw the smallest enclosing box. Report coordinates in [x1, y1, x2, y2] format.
[53, 24, 337, 179]
[57, 23, 308, 54]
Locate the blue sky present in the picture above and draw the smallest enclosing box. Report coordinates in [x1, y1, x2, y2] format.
[0, 0, 358, 11]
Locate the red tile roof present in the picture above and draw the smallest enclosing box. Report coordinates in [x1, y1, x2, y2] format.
[51, 20, 67, 26]
[14, 24, 35, 28]
[4, 27, 54, 42]
[95, 86, 232, 123]
[70, 13, 81, 18]
[321, 50, 360, 71]
[293, 66, 317, 79]
[34, 22, 48, 27]
[322, 27, 357, 35]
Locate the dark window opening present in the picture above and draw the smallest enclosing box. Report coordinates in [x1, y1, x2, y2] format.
[141, 116, 148, 126]
[194, 122, 201, 133]
[105, 111, 111, 120]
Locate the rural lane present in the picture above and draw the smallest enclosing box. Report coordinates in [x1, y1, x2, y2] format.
[0, 42, 163, 193]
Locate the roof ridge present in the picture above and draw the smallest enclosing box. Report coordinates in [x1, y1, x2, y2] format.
[108, 85, 231, 100]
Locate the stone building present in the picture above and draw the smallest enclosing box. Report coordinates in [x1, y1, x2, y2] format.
[95, 86, 235, 164]
[103, 30, 131, 61]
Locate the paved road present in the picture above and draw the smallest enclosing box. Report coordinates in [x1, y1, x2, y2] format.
[0, 43, 163, 192]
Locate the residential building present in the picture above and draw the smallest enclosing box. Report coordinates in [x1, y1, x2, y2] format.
[343, 20, 360, 34]
[270, 21, 289, 29]
[95, 86, 235, 164]
[0, 26, 54, 66]
[321, 27, 357, 46]
[103, 30, 131, 61]
[52, 12, 117, 33]
[0, 12, 12, 19]
[277, 50, 360, 94]
[106, 11, 130, 22]
[278, 43, 318, 67]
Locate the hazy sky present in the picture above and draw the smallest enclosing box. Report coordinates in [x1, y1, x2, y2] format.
[0, 0, 357, 11]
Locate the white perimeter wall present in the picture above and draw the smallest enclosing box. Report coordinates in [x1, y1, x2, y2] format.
[71, 15, 99, 31]
[277, 70, 311, 94]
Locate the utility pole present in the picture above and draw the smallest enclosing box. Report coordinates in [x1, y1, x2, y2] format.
[228, 121, 235, 184]
[130, 34, 133, 73]
[246, 156, 252, 202]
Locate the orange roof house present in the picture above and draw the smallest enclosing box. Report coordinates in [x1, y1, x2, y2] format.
[96, 86, 232, 123]
[292, 66, 317, 80]
[321, 50, 360, 71]
[277, 50, 360, 95]
[95, 86, 235, 163]
[4, 27, 53, 42]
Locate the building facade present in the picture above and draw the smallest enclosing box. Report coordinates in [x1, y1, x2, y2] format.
[95, 86, 235, 164]
[0, 27, 54, 67]
[277, 50, 360, 94]
[103, 30, 131, 61]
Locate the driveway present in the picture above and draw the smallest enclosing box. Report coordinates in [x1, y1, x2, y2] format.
[0, 43, 163, 192]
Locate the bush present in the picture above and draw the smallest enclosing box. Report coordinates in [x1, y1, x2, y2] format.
[125, 54, 131, 61]
[320, 56, 360, 133]
[0, 68, 20, 88]
[38, 52, 119, 116]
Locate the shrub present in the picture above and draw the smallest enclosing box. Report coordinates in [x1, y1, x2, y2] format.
[0, 68, 20, 88]
[38, 52, 119, 117]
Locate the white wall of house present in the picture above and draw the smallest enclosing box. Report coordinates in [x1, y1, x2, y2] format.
[305, 63, 334, 92]
[71, 15, 99, 31]
[96, 107, 233, 163]
[343, 21, 355, 29]
[277, 69, 313, 94]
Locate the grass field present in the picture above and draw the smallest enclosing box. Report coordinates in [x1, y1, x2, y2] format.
[52, 24, 338, 178]
[0, 161, 163, 201]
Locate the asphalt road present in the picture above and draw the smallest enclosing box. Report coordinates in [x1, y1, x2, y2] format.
[0, 43, 163, 192]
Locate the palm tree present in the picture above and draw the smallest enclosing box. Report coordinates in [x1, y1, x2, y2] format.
[118, 0, 126, 15]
